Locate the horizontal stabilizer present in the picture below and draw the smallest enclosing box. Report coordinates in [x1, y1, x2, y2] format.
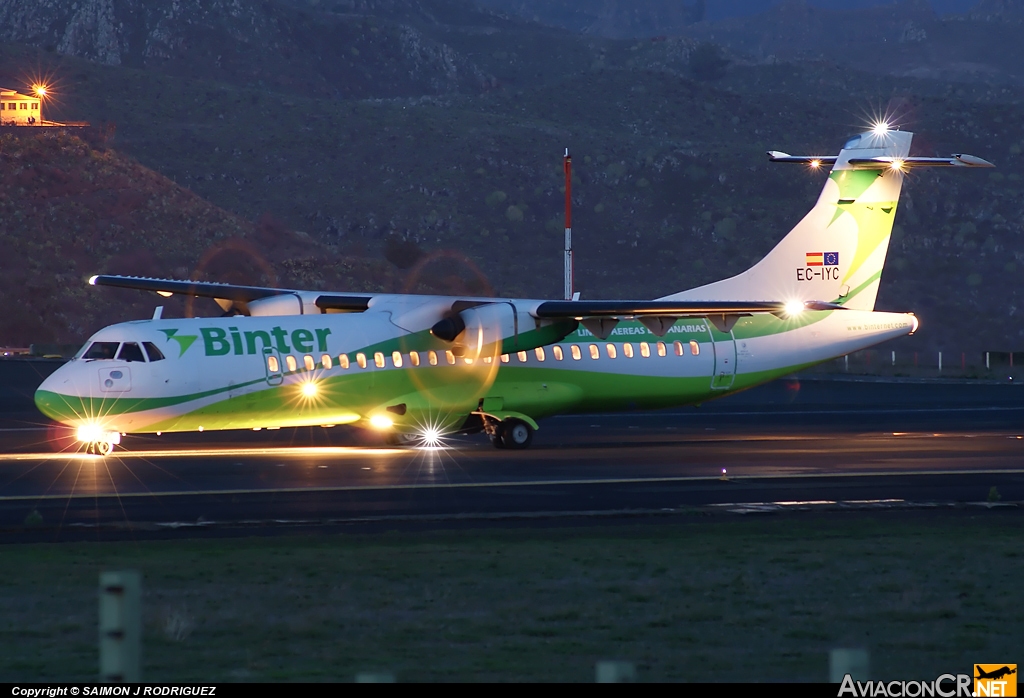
[769, 151, 994, 170]
[767, 152, 838, 166]
[847, 154, 995, 169]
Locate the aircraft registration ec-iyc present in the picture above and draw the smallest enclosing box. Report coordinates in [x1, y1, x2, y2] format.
[35, 126, 993, 454]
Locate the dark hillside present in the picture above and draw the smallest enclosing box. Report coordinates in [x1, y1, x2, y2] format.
[0, 0, 1023, 353]
[0, 129, 403, 345]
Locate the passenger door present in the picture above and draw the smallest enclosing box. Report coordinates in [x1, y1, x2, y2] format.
[709, 325, 737, 390]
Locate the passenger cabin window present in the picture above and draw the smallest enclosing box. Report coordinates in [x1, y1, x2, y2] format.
[589, 344, 600, 360]
[409, 352, 420, 367]
[517, 351, 528, 363]
[445, 351, 456, 365]
[673, 341, 684, 357]
[285, 355, 298, 372]
[428, 351, 438, 366]
[374, 352, 385, 368]
[267, 355, 280, 373]
[623, 343, 634, 358]
[338, 354, 350, 369]
[356, 353, 367, 369]
[606, 343, 617, 359]
[570, 345, 582, 361]
[553, 346, 563, 361]
[392, 351, 403, 368]
[322, 354, 333, 369]
[143, 342, 165, 362]
[690, 340, 700, 356]
[118, 342, 146, 362]
[83, 342, 120, 360]
[500, 354, 509, 363]
[657, 341, 667, 357]
[640, 342, 651, 358]
[535, 347, 545, 361]
[304, 355, 315, 371]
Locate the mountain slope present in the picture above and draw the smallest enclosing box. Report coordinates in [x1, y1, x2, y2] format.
[0, 129, 403, 344]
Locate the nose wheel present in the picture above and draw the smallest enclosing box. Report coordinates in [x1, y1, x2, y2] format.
[86, 440, 115, 456]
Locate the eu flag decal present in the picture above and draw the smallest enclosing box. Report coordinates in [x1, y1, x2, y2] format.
[806, 252, 839, 267]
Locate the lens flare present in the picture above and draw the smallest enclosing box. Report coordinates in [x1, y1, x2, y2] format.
[370, 415, 394, 430]
[420, 426, 444, 449]
[784, 300, 805, 317]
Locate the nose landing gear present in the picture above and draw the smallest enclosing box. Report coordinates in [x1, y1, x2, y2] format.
[78, 428, 121, 456]
[86, 440, 116, 456]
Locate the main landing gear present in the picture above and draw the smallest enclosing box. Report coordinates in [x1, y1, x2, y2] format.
[487, 417, 533, 450]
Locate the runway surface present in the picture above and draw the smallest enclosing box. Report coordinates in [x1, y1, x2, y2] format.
[0, 363, 1022, 539]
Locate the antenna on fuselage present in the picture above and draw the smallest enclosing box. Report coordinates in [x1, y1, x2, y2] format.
[153, 306, 164, 320]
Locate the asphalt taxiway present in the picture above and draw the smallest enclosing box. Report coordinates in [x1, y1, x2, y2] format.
[0, 366, 1021, 539]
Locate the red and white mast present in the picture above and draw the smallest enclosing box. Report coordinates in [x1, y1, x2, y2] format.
[563, 148, 574, 301]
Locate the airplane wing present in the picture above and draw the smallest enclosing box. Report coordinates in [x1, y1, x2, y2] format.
[88, 275, 372, 314]
[534, 299, 845, 337]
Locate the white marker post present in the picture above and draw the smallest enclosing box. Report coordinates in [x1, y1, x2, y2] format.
[99, 571, 141, 682]
[564, 148, 573, 301]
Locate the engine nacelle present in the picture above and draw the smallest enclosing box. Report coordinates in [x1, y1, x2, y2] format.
[431, 302, 577, 357]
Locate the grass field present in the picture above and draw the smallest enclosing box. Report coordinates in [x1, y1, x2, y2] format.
[0, 511, 1020, 682]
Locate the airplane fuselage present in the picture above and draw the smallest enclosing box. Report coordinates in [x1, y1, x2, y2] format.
[35, 295, 917, 439]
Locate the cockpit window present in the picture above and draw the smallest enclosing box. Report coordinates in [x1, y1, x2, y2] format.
[143, 342, 165, 362]
[117, 342, 146, 363]
[82, 342, 120, 360]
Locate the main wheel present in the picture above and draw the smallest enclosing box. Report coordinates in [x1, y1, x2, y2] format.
[96, 440, 114, 456]
[499, 418, 533, 450]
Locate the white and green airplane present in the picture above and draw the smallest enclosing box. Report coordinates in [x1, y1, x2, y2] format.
[35, 126, 992, 454]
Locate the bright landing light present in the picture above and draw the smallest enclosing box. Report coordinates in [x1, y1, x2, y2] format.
[872, 121, 890, 136]
[300, 381, 319, 398]
[75, 424, 121, 444]
[369, 415, 393, 430]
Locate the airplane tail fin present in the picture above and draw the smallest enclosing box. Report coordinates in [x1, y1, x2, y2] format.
[662, 128, 991, 310]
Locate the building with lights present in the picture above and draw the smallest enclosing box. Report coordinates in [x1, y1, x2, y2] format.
[0, 87, 43, 126]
